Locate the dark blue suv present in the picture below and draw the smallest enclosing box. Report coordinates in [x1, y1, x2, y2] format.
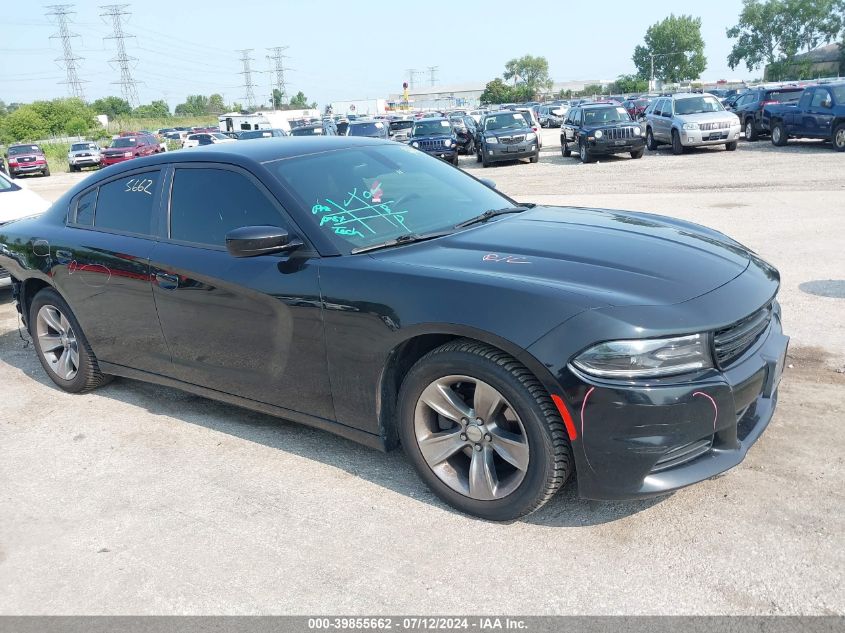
[409, 118, 459, 165]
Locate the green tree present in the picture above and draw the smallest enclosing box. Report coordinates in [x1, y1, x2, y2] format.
[175, 94, 211, 116]
[132, 100, 170, 118]
[480, 78, 514, 104]
[207, 94, 226, 114]
[727, 0, 845, 74]
[28, 98, 95, 136]
[633, 14, 708, 83]
[503, 55, 553, 96]
[0, 107, 50, 143]
[91, 96, 132, 119]
[288, 91, 310, 109]
[612, 74, 650, 94]
[0, 100, 7, 117]
[270, 88, 285, 109]
[581, 84, 606, 97]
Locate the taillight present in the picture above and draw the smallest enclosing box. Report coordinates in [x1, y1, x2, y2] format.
[760, 100, 777, 108]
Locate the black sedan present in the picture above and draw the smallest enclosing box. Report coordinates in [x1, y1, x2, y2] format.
[0, 138, 788, 520]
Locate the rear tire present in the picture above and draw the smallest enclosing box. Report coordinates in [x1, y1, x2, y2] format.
[832, 123, 845, 152]
[397, 339, 573, 521]
[771, 122, 787, 147]
[29, 288, 112, 394]
[476, 147, 482, 163]
[671, 130, 684, 155]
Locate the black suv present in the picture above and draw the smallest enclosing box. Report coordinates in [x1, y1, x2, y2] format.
[729, 86, 805, 141]
[560, 103, 645, 163]
[475, 111, 539, 167]
[409, 118, 459, 165]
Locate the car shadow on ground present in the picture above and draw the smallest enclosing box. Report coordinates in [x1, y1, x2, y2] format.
[0, 326, 667, 526]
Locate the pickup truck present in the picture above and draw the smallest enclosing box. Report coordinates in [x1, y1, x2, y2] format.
[762, 83, 845, 151]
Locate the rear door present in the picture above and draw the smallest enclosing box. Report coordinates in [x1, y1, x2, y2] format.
[149, 163, 334, 419]
[57, 167, 170, 374]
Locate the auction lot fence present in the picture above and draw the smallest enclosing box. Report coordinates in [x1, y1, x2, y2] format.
[0, 617, 842, 633]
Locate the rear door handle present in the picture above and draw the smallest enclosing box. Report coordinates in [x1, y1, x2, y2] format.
[155, 272, 179, 290]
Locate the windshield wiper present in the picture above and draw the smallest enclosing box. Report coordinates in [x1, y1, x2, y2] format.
[455, 206, 529, 229]
[351, 230, 453, 254]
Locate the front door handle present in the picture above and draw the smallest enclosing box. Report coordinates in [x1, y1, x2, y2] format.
[155, 272, 179, 290]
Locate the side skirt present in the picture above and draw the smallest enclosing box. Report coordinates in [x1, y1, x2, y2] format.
[98, 361, 387, 451]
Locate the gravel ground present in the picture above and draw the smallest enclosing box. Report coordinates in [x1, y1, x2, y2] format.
[1, 130, 843, 615]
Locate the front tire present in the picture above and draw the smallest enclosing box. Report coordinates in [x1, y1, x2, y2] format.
[43, 167, 51, 177]
[726, 141, 738, 151]
[671, 129, 684, 155]
[29, 288, 112, 393]
[529, 152, 539, 164]
[561, 139, 571, 157]
[579, 140, 594, 163]
[745, 119, 757, 141]
[646, 128, 657, 151]
[630, 148, 644, 159]
[397, 340, 573, 521]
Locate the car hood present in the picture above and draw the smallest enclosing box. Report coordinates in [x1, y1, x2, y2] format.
[378, 206, 752, 308]
[411, 134, 453, 141]
[0, 186, 50, 224]
[675, 111, 739, 124]
[70, 149, 100, 156]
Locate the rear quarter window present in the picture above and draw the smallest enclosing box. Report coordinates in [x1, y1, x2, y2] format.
[92, 171, 161, 235]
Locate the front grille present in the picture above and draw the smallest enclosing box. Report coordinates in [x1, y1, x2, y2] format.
[418, 139, 446, 151]
[713, 304, 773, 367]
[603, 127, 637, 140]
[699, 121, 733, 131]
[20, 157, 35, 163]
[499, 135, 526, 145]
[0, 266, 9, 280]
[651, 437, 713, 473]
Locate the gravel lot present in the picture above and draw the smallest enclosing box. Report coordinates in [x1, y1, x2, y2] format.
[1, 129, 843, 615]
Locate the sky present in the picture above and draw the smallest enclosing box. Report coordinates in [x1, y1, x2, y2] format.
[1, 0, 759, 109]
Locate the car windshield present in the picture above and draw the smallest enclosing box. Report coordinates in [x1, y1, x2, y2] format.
[389, 121, 413, 131]
[831, 86, 845, 103]
[583, 106, 632, 124]
[412, 120, 452, 136]
[71, 143, 96, 151]
[270, 144, 510, 254]
[8, 145, 41, 156]
[110, 138, 137, 148]
[674, 96, 725, 115]
[484, 113, 526, 131]
[291, 127, 323, 136]
[211, 133, 229, 140]
[348, 122, 384, 136]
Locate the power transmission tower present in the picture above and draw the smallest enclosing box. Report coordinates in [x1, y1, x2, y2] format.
[100, 4, 140, 107]
[46, 4, 87, 100]
[427, 66, 439, 87]
[406, 68, 422, 91]
[237, 49, 258, 110]
[266, 46, 290, 108]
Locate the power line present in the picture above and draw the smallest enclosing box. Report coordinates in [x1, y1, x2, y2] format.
[46, 4, 87, 100]
[100, 4, 140, 107]
[266, 46, 291, 107]
[236, 49, 258, 110]
[427, 66, 439, 87]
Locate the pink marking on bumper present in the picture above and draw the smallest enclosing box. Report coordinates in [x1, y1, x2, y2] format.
[580, 386, 595, 438]
[693, 391, 718, 432]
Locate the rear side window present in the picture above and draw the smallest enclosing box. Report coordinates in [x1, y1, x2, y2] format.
[169, 168, 287, 247]
[75, 188, 98, 226]
[93, 171, 161, 235]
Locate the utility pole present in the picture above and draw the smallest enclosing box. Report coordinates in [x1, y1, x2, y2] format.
[100, 4, 140, 107]
[237, 49, 258, 110]
[46, 4, 86, 100]
[266, 46, 290, 108]
[427, 66, 439, 87]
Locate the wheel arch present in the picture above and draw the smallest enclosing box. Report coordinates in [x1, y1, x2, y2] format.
[19, 277, 54, 329]
[377, 325, 559, 451]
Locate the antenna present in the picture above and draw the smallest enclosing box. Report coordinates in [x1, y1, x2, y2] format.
[100, 4, 140, 107]
[266, 46, 290, 108]
[46, 4, 87, 100]
[427, 66, 439, 87]
[237, 49, 258, 110]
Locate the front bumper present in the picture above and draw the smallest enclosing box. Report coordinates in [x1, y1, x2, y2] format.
[587, 137, 645, 155]
[681, 127, 741, 146]
[69, 156, 101, 167]
[484, 143, 538, 162]
[9, 163, 47, 175]
[557, 313, 788, 500]
[101, 155, 133, 166]
[420, 148, 458, 161]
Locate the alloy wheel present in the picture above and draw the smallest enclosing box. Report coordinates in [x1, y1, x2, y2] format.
[36, 305, 80, 380]
[836, 128, 845, 150]
[413, 375, 529, 501]
[772, 126, 781, 144]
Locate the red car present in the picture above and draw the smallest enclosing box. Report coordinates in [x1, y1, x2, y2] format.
[623, 97, 653, 120]
[100, 134, 160, 167]
[5, 144, 50, 178]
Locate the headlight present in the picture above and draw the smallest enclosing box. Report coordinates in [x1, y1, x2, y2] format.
[571, 333, 713, 379]
[124, 151, 133, 157]
[632, 127, 642, 136]
[683, 122, 699, 130]
[526, 132, 536, 141]
[444, 139, 452, 147]
[485, 136, 498, 144]
[594, 130, 603, 139]
[411, 141, 419, 148]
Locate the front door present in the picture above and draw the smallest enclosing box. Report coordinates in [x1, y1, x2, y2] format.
[807, 88, 835, 138]
[149, 164, 334, 420]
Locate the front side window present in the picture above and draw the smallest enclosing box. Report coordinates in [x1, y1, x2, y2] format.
[810, 89, 830, 108]
[170, 168, 287, 247]
[271, 144, 511, 254]
[93, 171, 161, 235]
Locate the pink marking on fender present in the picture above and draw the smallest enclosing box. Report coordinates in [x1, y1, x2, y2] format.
[580, 386, 595, 438]
[693, 391, 718, 432]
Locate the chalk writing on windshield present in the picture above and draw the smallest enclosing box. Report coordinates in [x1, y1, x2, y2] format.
[312, 184, 410, 239]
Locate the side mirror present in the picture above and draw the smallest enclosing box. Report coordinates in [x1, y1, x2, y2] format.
[479, 178, 497, 190]
[225, 225, 302, 258]
[822, 98, 832, 109]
